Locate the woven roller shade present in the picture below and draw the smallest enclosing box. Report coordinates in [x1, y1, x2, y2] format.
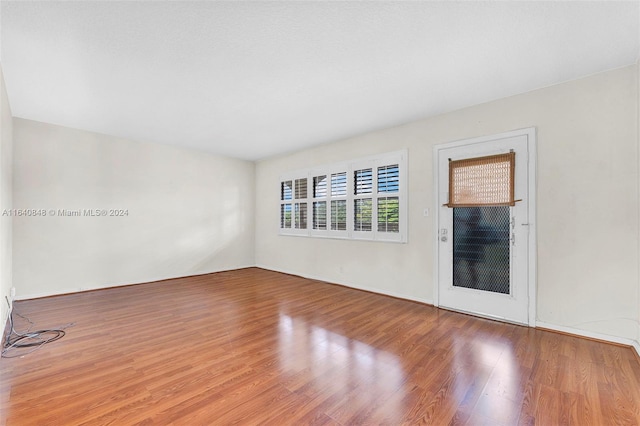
[445, 152, 516, 207]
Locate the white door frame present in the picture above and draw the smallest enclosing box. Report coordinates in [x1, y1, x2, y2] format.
[433, 128, 537, 326]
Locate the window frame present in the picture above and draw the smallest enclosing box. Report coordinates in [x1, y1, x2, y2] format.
[279, 175, 309, 236]
[279, 149, 407, 243]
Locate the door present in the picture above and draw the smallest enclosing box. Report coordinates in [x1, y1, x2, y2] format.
[435, 129, 535, 325]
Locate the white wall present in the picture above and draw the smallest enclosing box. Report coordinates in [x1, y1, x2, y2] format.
[256, 65, 639, 342]
[13, 119, 255, 298]
[637, 61, 640, 351]
[0, 65, 13, 326]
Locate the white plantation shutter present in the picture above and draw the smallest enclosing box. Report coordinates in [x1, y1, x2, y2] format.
[354, 198, 372, 231]
[354, 168, 373, 194]
[293, 178, 308, 229]
[354, 168, 373, 232]
[329, 172, 347, 231]
[280, 180, 292, 229]
[312, 175, 327, 230]
[279, 150, 406, 242]
[377, 164, 400, 233]
[377, 165, 399, 193]
[330, 172, 347, 196]
[294, 178, 307, 199]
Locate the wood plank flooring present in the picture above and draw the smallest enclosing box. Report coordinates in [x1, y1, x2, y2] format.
[1, 267, 639, 425]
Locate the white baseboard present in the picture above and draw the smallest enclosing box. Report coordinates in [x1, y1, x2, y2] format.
[14, 264, 257, 301]
[15, 282, 138, 301]
[13, 263, 640, 362]
[258, 266, 640, 358]
[536, 320, 639, 351]
[255, 264, 434, 306]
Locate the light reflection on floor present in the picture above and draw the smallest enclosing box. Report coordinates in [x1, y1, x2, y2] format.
[278, 313, 406, 422]
[277, 310, 533, 423]
[452, 331, 522, 423]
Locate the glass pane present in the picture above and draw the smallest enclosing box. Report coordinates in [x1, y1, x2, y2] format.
[295, 178, 307, 199]
[331, 172, 347, 196]
[313, 175, 327, 198]
[354, 198, 372, 231]
[378, 164, 399, 193]
[453, 206, 510, 294]
[331, 200, 347, 230]
[377, 197, 399, 232]
[280, 204, 292, 228]
[295, 203, 307, 229]
[354, 168, 373, 195]
[281, 181, 292, 201]
[313, 201, 326, 230]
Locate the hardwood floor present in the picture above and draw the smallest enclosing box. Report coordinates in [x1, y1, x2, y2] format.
[1, 268, 639, 425]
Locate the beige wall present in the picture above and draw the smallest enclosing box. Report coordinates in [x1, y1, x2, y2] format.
[13, 119, 255, 298]
[0, 65, 13, 325]
[256, 65, 639, 342]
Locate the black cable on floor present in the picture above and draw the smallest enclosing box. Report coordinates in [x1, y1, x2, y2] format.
[2, 296, 70, 358]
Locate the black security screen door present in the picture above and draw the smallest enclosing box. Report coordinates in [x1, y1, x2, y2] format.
[452, 206, 510, 294]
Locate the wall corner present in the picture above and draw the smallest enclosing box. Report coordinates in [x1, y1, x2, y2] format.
[0, 63, 14, 330]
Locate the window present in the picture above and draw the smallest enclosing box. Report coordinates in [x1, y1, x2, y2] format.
[354, 198, 372, 231]
[281, 178, 308, 233]
[376, 164, 400, 233]
[330, 172, 347, 196]
[330, 172, 347, 231]
[354, 168, 373, 232]
[280, 180, 292, 229]
[293, 178, 307, 229]
[313, 201, 327, 230]
[378, 197, 399, 232]
[377, 165, 399, 192]
[331, 200, 347, 230]
[279, 150, 407, 242]
[312, 175, 327, 230]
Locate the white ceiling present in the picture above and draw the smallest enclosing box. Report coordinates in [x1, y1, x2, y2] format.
[1, 1, 638, 161]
